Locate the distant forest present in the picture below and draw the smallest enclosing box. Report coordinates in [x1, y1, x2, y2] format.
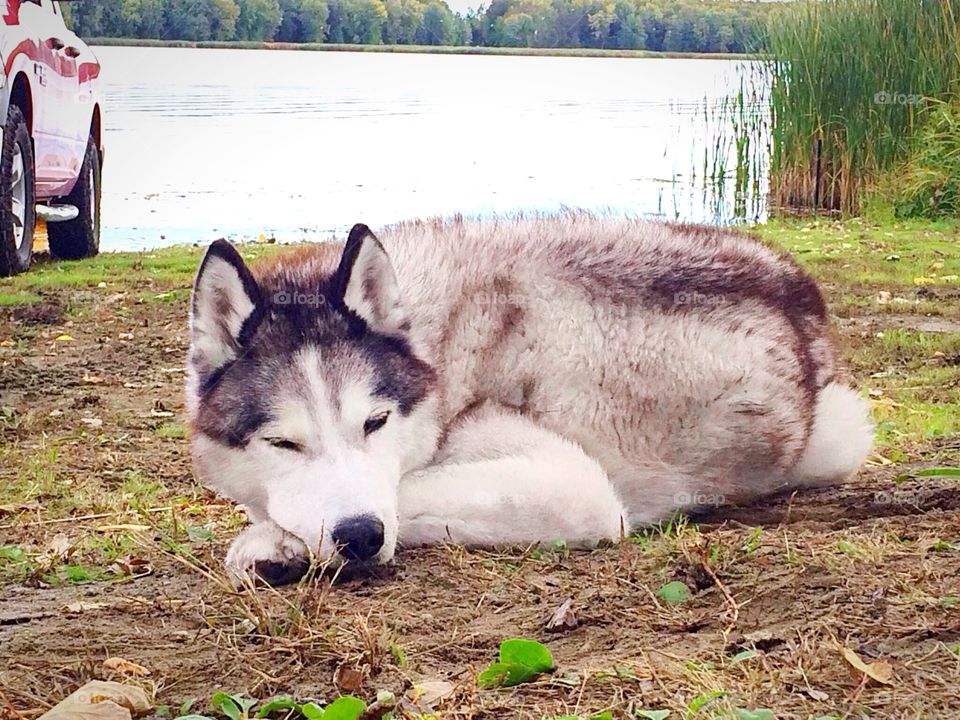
[64, 0, 772, 53]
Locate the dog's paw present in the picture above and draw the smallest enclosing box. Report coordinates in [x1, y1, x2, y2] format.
[224, 522, 310, 588]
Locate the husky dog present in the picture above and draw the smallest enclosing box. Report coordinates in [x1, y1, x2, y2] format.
[186, 214, 873, 585]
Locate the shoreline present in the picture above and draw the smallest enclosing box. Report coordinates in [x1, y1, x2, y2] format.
[89, 38, 758, 61]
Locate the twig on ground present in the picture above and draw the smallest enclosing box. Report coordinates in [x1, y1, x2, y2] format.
[0, 506, 175, 530]
[0, 688, 26, 720]
[700, 557, 739, 634]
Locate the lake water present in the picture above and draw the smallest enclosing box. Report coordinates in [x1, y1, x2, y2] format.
[96, 46, 766, 252]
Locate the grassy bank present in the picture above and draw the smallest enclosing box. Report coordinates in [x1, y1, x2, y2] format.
[89, 37, 756, 60]
[1, 219, 959, 718]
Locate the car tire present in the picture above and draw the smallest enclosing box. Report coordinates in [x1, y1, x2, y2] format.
[48, 134, 100, 261]
[0, 104, 35, 277]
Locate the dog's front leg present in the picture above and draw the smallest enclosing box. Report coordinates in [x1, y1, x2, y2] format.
[398, 405, 626, 548]
[224, 520, 310, 588]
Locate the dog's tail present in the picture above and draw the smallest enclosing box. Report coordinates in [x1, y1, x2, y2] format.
[791, 382, 874, 486]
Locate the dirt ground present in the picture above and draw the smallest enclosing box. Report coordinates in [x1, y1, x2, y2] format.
[1, 223, 959, 719]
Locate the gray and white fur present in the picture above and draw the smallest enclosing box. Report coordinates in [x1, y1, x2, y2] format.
[185, 213, 873, 585]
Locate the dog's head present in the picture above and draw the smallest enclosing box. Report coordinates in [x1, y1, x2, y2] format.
[186, 224, 439, 567]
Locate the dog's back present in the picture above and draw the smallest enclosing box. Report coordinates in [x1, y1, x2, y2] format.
[373, 214, 873, 522]
[188, 213, 873, 580]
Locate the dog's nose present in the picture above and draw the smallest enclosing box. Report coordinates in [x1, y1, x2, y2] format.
[332, 515, 384, 561]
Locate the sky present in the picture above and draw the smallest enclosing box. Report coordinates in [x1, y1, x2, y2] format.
[446, 0, 480, 15]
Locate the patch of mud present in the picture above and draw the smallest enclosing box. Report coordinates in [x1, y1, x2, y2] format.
[6, 301, 64, 326]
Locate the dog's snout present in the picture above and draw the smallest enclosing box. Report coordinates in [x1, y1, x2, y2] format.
[332, 515, 385, 561]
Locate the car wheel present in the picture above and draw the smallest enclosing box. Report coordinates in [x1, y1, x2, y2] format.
[0, 105, 35, 277]
[48, 134, 100, 261]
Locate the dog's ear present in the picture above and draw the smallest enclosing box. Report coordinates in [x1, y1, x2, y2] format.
[189, 240, 262, 381]
[333, 223, 407, 334]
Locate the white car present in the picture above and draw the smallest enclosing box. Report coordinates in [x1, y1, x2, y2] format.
[1, 0, 103, 276]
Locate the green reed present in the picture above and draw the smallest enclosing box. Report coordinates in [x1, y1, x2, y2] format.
[700, 68, 770, 223]
[762, 0, 960, 215]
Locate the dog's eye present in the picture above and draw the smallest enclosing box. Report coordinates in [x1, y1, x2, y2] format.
[363, 411, 390, 436]
[266, 438, 303, 452]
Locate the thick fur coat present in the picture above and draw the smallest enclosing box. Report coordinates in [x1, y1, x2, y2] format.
[186, 214, 873, 585]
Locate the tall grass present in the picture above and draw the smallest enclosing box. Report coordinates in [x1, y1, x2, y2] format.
[889, 99, 960, 218]
[761, 0, 960, 215]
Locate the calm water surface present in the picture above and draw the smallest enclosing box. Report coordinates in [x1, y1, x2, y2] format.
[96, 46, 765, 251]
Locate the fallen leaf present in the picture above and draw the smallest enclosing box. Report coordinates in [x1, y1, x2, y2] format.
[334, 663, 367, 693]
[866, 452, 893, 467]
[840, 646, 894, 685]
[103, 657, 150, 676]
[110, 556, 152, 577]
[62, 601, 108, 614]
[546, 598, 578, 631]
[55, 334, 75, 342]
[47, 533, 74, 561]
[38, 680, 152, 720]
[81, 417, 104, 428]
[477, 638, 555, 688]
[656, 580, 691, 605]
[407, 679, 455, 707]
[83, 375, 105, 385]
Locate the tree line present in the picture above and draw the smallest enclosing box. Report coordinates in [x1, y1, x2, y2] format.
[65, 0, 772, 53]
